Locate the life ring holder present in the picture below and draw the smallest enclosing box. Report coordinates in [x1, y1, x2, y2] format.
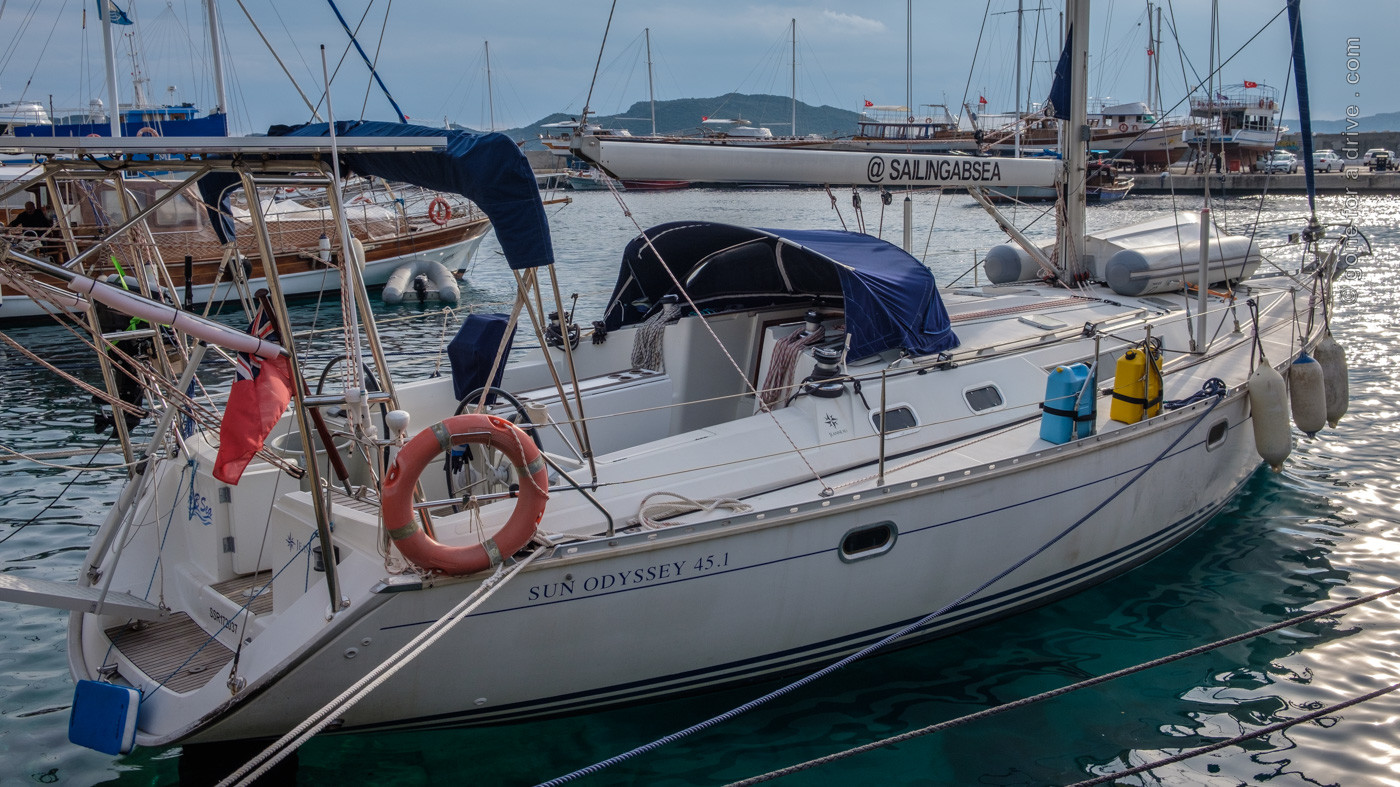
[428, 196, 451, 226]
[137, 127, 159, 137]
[1119, 123, 1128, 132]
[382, 414, 548, 575]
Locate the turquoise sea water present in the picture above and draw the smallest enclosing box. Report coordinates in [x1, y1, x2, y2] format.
[1, 187, 1397, 785]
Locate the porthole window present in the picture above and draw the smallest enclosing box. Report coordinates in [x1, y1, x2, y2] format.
[872, 406, 917, 433]
[840, 522, 897, 562]
[1206, 419, 1229, 450]
[964, 385, 1004, 412]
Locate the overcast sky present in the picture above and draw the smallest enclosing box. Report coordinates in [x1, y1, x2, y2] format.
[1, 1, 1393, 136]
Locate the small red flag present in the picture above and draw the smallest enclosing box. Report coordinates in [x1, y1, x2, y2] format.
[213, 303, 293, 484]
[1146, 48, 1154, 56]
[978, 95, 988, 105]
[701, 116, 707, 121]
[864, 99, 874, 107]
[1243, 80, 1258, 88]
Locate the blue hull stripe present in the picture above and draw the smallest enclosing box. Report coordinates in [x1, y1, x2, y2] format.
[346, 471, 1249, 734]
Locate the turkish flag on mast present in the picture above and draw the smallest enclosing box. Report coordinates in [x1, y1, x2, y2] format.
[864, 99, 873, 107]
[978, 95, 988, 105]
[1243, 80, 1259, 88]
[213, 302, 293, 484]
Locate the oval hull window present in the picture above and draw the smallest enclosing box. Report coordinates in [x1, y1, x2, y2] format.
[840, 522, 898, 563]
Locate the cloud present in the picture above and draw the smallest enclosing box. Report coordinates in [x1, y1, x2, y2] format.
[818, 10, 885, 35]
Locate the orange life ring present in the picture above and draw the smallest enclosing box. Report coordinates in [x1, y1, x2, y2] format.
[381, 414, 548, 575]
[427, 196, 451, 226]
[1119, 123, 1128, 132]
[85, 133, 101, 138]
[137, 127, 159, 137]
[1258, 100, 1265, 108]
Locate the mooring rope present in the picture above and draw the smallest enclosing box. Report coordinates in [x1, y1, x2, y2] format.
[759, 325, 824, 410]
[537, 391, 1228, 786]
[220, 549, 544, 787]
[726, 583, 1400, 784]
[629, 302, 681, 372]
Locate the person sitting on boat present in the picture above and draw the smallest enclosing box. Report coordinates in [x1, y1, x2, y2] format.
[8, 201, 52, 229]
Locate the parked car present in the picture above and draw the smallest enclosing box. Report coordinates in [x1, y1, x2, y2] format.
[1313, 150, 1345, 172]
[1258, 150, 1298, 174]
[1363, 148, 1395, 168]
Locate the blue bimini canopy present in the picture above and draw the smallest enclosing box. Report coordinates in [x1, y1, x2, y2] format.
[602, 222, 958, 360]
[196, 120, 552, 270]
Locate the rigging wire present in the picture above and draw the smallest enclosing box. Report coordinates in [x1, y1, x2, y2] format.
[727, 585, 1400, 785]
[0, 435, 112, 546]
[538, 392, 1229, 786]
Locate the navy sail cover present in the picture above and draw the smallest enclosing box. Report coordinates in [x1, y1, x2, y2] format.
[197, 120, 552, 270]
[603, 222, 958, 360]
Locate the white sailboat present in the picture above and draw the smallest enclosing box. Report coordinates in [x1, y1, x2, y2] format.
[0, 1, 1355, 779]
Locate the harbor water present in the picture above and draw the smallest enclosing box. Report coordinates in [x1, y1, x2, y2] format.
[1, 187, 1397, 785]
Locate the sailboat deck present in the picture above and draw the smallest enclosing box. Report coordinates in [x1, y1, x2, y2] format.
[212, 571, 274, 617]
[101, 572, 273, 695]
[105, 613, 232, 694]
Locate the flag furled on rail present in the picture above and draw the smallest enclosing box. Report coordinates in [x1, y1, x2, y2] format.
[213, 303, 292, 484]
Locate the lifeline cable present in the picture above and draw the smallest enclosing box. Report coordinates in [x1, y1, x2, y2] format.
[537, 389, 1229, 787]
[726, 583, 1400, 785]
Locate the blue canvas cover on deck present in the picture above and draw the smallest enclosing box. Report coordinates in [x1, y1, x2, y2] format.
[196, 121, 552, 270]
[602, 222, 958, 360]
[448, 313, 516, 402]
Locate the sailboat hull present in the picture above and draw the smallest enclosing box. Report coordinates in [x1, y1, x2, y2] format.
[94, 385, 1256, 746]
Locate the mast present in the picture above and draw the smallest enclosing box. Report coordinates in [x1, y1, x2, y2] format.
[100, 1, 121, 136]
[1145, 2, 1153, 114]
[1153, 5, 1163, 113]
[1195, 0, 1217, 352]
[486, 41, 495, 132]
[790, 19, 797, 137]
[205, 0, 228, 119]
[1015, 0, 1023, 156]
[906, 1, 913, 127]
[646, 29, 656, 136]
[124, 32, 150, 108]
[1055, 0, 1089, 279]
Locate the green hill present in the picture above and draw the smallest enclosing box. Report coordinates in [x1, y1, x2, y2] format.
[486, 94, 863, 149]
[1281, 111, 1400, 133]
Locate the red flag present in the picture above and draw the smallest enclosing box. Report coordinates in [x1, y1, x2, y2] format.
[864, 99, 874, 107]
[213, 303, 293, 484]
[1146, 48, 1154, 56]
[978, 95, 988, 105]
[1243, 80, 1258, 88]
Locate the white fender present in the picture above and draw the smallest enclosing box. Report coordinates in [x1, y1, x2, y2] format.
[1313, 333, 1349, 427]
[382, 259, 461, 305]
[1248, 361, 1291, 472]
[1287, 352, 1326, 438]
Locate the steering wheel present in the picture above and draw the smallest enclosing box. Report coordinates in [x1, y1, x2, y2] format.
[444, 386, 543, 505]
